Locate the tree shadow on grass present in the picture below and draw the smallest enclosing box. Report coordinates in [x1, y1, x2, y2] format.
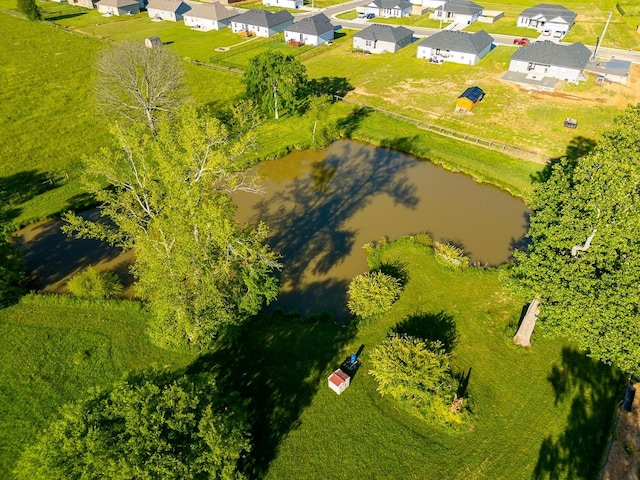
[372, 260, 409, 287]
[391, 311, 458, 353]
[187, 299, 355, 479]
[531, 136, 596, 185]
[308, 76, 354, 98]
[533, 347, 624, 479]
[0, 170, 64, 226]
[44, 11, 87, 21]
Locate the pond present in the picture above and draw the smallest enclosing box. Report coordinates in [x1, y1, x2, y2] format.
[14, 140, 529, 319]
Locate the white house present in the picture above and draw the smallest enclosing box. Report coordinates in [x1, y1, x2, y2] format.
[147, 0, 191, 21]
[417, 30, 493, 65]
[517, 4, 576, 38]
[230, 9, 294, 37]
[328, 369, 350, 395]
[96, 0, 140, 15]
[430, 0, 483, 25]
[363, 0, 412, 18]
[353, 24, 413, 54]
[67, 0, 96, 9]
[284, 13, 334, 46]
[183, 2, 237, 31]
[263, 0, 302, 9]
[508, 41, 592, 83]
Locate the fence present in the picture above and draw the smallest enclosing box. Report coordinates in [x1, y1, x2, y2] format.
[333, 95, 548, 163]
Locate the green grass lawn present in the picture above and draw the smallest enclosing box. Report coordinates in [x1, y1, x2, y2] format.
[336, 9, 358, 20]
[0, 294, 194, 478]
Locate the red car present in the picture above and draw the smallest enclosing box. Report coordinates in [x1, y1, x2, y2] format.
[513, 38, 531, 46]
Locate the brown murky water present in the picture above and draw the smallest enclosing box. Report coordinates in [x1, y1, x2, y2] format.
[14, 140, 528, 319]
[233, 140, 529, 319]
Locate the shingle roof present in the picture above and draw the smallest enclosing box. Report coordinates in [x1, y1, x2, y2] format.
[285, 13, 333, 36]
[97, 0, 138, 7]
[436, 0, 483, 16]
[354, 24, 413, 43]
[418, 30, 493, 54]
[231, 9, 293, 28]
[183, 2, 236, 21]
[147, 0, 190, 13]
[368, 0, 412, 10]
[519, 4, 576, 24]
[510, 41, 592, 70]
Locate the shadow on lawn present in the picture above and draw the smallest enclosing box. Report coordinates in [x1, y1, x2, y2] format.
[392, 311, 458, 353]
[531, 136, 596, 185]
[0, 170, 64, 226]
[533, 347, 623, 480]
[187, 307, 355, 479]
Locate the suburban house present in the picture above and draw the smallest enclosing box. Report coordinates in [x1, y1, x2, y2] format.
[183, 2, 237, 31]
[363, 0, 412, 18]
[504, 41, 592, 90]
[230, 9, 294, 37]
[263, 0, 302, 9]
[147, 0, 191, 21]
[430, 0, 483, 25]
[455, 86, 484, 113]
[353, 24, 413, 54]
[584, 58, 632, 85]
[417, 30, 493, 65]
[96, 0, 140, 15]
[284, 13, 334, 46]
[67, 0, 97, 9]
[517, 4, 576, 38]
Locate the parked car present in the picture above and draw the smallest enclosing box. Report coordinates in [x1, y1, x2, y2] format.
[513, 38, 530, 46]
[366, 13, 375, 19]
[357, 11, 366, 18]
[543, 29, 551, 36]
[553, 31, 563, 38]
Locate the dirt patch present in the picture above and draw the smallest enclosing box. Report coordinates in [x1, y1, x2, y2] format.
[602, 383, 640, 480]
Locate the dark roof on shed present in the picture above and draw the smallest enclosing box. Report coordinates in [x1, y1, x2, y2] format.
[353, 24, 413, 43]
[519, 4, 576, 24]
[418, 30, 493, 54]
[510, 41, 592, 70]
[285, 13, 333, 35]
[458, 86, 484, 101]
[232, 8, 293, 28]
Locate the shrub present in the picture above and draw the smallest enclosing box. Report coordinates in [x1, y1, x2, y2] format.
[66, 266, 123, 299]
[434, 242, 469, 268]
[347, 271, 401, 320]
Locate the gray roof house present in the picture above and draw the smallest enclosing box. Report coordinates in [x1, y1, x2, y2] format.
[430, 0, 483, 25]
[517, 4, 576, 37]
[503, 41, 592, 90]
[183, 2, 237, 31]
[417, 30, 493, 65]
[284, 13, 334, 46]
[230, 9, 294, 37]
[96, 0, 140, 15]
[353, 24, 414, 54]
[363, 0, 412, 18]
[147, 0, 191, 21]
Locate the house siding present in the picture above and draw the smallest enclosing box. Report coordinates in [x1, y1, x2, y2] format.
[263, 0, 302, 8]
[417, 42, 490, 65]
[354, 37, 405, 53]
[148, 8, 179, 21]
[184, 16, 221, 30]
[284, 30, 333, 46]
[508, 59, 581, 82]
[97, 3, 140, 14]
[231, 20, 293, 37]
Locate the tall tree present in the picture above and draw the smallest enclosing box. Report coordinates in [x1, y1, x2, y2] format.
[63, 107, 280, 350]
[15, 368, 250, 480]
[95, 41, 186, 134]
[512, 104, 640, 373]
[0, 202, 24, 307]
[17, 0, 40, 20]
[244, 51, 308, 120]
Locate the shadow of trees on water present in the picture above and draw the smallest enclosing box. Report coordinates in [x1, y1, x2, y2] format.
[534, 347, 623, 480]
[187, 308, 355, 479]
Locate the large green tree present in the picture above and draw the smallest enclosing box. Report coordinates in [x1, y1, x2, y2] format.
[63, 107, 280, 350]
[15, 369, 250, 479]
[17, 0, 40, 20]
[512, 104, 640, 373]
[244, 50, 308, 120]
[0, 202, 24, 307]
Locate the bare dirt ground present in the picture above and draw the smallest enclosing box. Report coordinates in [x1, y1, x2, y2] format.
[602, 383, 640, 480]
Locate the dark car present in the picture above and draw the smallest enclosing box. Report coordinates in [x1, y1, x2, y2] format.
[366, 13, 375, 19]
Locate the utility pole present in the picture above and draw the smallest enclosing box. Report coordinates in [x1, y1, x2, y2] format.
[593, 11, 612, 59]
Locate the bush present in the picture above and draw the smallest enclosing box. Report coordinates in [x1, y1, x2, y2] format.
[66, 266, 123, 299]
[434, 242, 469, 268]
[347, 271, 401, 320]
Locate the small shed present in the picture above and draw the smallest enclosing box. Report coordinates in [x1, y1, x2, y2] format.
[328, 368, 351, 395]
[564, 118, 578, 129]
[145, 36, 163, 48]
[455, 86, 484, 113]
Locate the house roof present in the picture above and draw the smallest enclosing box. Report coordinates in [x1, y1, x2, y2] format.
[435, 0, 483, 16]
[368, 0, 412, 10]
[147, 0, 190, 13]
[519, 4, 576, 24]
[329, 369, 350, 386]
[183, 2, 236, 21]
[418, 29, 493, 54]
[285, 13, 333, 36]
[458, 86, 484, 101]
[231, 9, 293, 28]
[584, 58, 632, 77]
[97, 0, 138, 7]
[510, 41, 592, 70]
[354, 24, 413, 44]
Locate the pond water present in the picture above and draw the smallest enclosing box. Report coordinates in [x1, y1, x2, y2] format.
[14, 140, 529, 319]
